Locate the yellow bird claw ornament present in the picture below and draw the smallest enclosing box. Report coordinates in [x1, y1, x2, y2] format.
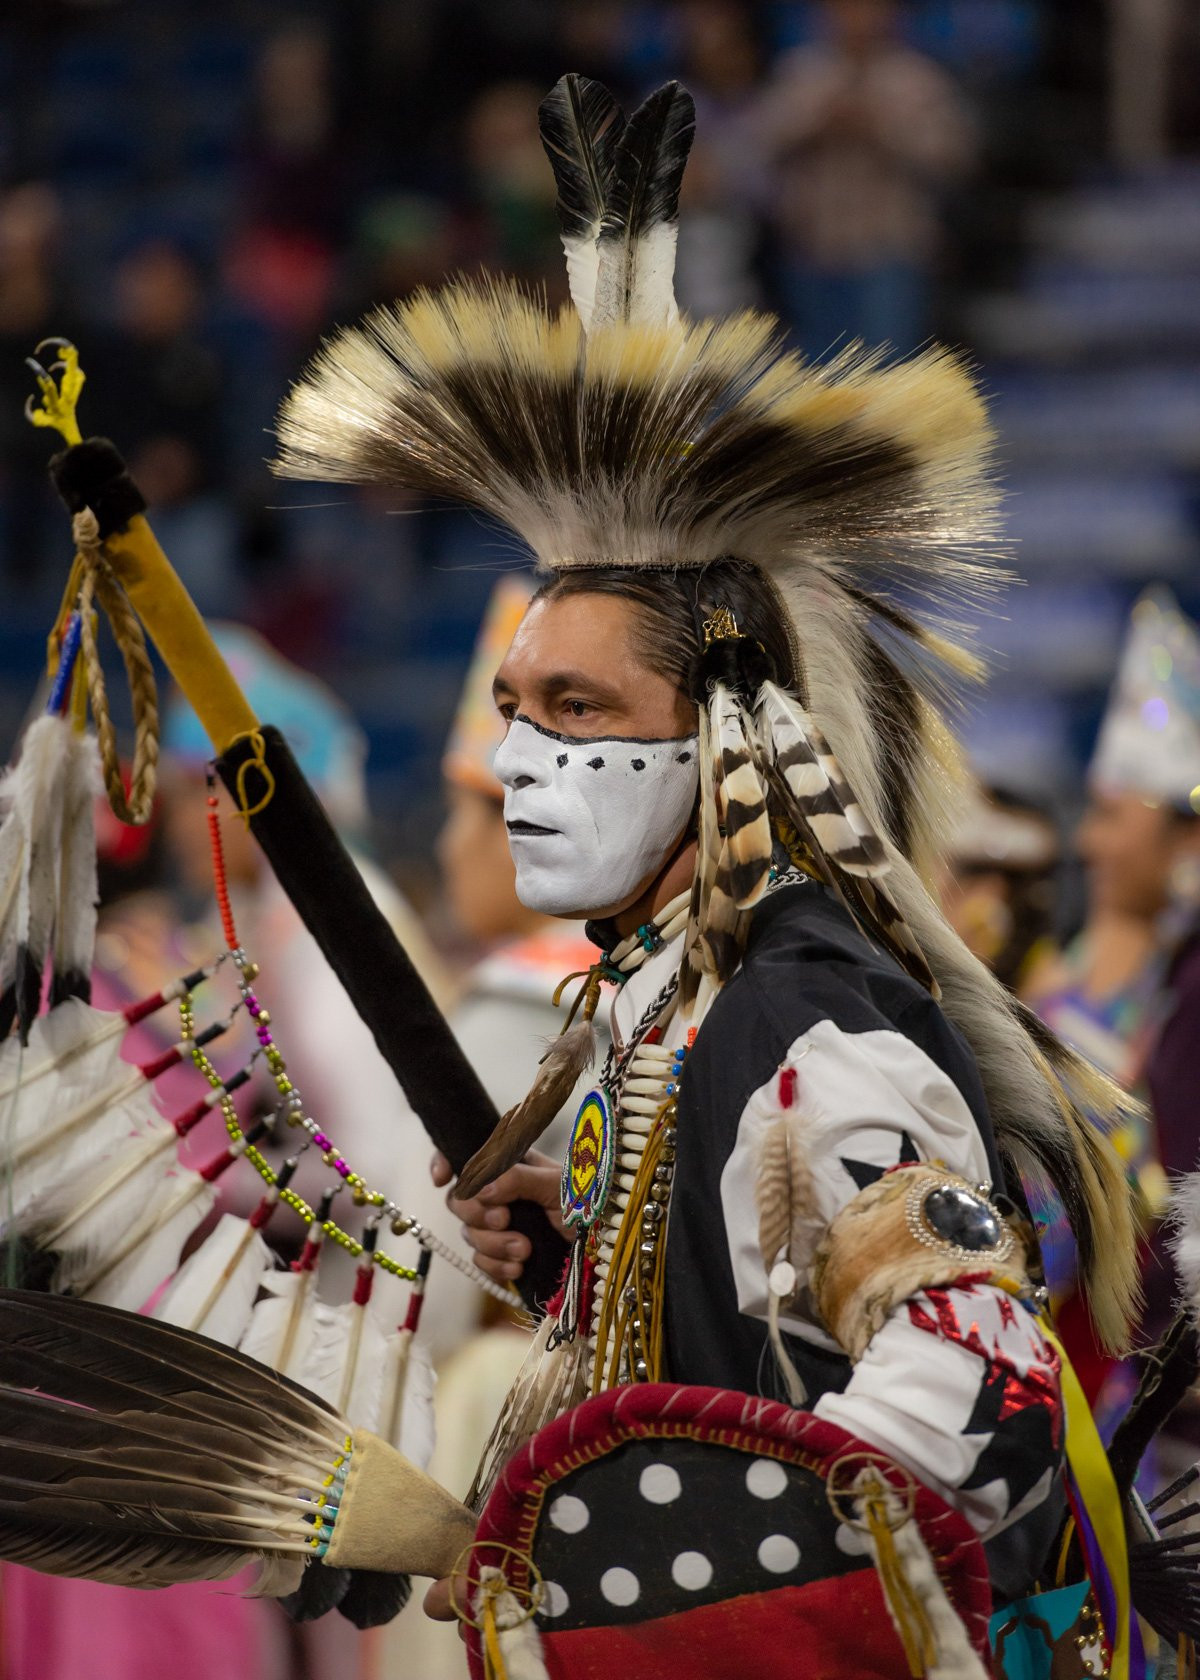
[24, 338, 85, 446]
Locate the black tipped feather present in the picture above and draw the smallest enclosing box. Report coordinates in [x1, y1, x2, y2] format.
[281, 1561, 353, 1621]
[600, 81, 695, 242]
[0, 1289, 347, 1592]
[538, 74, 625, 240]
[338, 1568, 413, 1628]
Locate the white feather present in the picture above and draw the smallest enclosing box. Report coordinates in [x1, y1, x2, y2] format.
[291, 1293, 356, 1401]
[339, 1305, 391, 1429]
[6, 715, 71, 1003]
[384, 1333, 437, 1469]
[53, 730, 101, 986]
[0, 998, 127, 1104]
[562, 232, 600, 331]
[27, 1112, 176, 1257]
[2, 1074, 162, 1226]
[76, 1171, 215, 1311]
[591, 222, 680, 330]
[239, 1267, 316, 1374]
[262, 1276, 397, 1434]
[153, 1210, 275, 1345]
[1168, 1173, 1200, 1319]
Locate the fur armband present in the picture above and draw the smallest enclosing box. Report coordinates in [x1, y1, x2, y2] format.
[811, 1165, 1026, 1361]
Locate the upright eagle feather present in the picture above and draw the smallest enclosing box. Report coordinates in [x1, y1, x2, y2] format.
[538, 73, 626, 330]
[591, 80, 695, 330]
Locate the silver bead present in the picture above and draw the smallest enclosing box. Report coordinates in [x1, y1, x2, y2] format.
[643, 1201, 663, 1223]
[634, 1359, 649, 1380]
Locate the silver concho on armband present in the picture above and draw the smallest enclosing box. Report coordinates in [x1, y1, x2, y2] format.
[905, 1176, 1017, 1268]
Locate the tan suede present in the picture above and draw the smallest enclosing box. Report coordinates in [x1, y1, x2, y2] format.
[324, 1431, 477, 1579]
[811, 1167, 1025, 1361]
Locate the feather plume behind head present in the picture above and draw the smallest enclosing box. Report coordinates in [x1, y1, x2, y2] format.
[274, 286, 999, 599]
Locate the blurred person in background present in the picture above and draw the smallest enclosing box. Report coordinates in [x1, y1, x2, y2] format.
[459, 80, 565, 292]
[225, 20, 348, 348]
[751, 0, 975, 355]
[1029, 589, 1200, 1443]
[939, 778, 1061, 996]
[671, 0, 768, 318]
[85, 238, 236, 615]
[0, 183, 75, 589]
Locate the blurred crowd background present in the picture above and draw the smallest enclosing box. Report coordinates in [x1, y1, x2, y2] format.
[0, 7, 1199, 1678]
[1, 0, 1199, 900]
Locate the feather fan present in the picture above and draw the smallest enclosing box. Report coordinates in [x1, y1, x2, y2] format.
[0, 1288, 349, 1593]
[0, 1290, 475, 1592]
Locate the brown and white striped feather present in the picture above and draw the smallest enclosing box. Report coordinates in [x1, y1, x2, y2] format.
[698, 690, 749, 985]
[681, 702, 723, 1004]
[714, 684, 772, 910]
[757, 682, 887, 880]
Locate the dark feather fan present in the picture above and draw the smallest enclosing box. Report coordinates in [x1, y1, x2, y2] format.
[0, 1289, 349, 1592]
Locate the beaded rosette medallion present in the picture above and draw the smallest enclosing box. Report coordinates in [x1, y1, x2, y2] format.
[561, 1085, 617, 1231]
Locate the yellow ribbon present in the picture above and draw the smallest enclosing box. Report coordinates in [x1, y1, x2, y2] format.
[1042, 1318, 1131, 1680]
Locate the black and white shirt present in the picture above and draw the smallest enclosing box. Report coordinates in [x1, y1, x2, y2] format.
[633, 880, 1064, 1557]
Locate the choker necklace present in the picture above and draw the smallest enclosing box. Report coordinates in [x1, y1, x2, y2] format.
[598, 890, 692, 985]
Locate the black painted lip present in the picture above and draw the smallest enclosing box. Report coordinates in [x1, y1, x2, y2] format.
[507, 819, 558, 837]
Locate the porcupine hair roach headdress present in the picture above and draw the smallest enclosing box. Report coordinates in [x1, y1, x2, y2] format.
[273, 75, 1139, 1350]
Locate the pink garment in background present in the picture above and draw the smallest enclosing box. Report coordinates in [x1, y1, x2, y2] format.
[0, 951, 294, 1680]
[1, 1570, 289, 1680]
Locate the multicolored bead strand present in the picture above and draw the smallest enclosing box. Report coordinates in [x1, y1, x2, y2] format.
[198, 776, 513, 1301]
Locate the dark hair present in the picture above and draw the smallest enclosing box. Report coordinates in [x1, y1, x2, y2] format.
[531, 559, 927, 860]
[533, 559, 799, 700]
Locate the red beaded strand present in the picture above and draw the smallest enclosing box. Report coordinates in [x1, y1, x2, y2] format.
[206, 782, 239, 953]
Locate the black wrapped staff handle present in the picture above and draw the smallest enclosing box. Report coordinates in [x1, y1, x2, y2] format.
[218, 729, 568, 1311]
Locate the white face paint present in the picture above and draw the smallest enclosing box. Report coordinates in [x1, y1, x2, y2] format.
[493, 716, 699, 917]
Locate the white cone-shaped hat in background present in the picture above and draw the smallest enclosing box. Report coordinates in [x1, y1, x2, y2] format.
[1090, 588, 1200, 812]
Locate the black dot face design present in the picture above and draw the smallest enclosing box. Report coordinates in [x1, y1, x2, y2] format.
[677, 751, 692, 763]
[530, 1437, 865, 1631]
[587, 757, 606, 770]
[556, 753, 569, 768]
[631, 759, 645, 771]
